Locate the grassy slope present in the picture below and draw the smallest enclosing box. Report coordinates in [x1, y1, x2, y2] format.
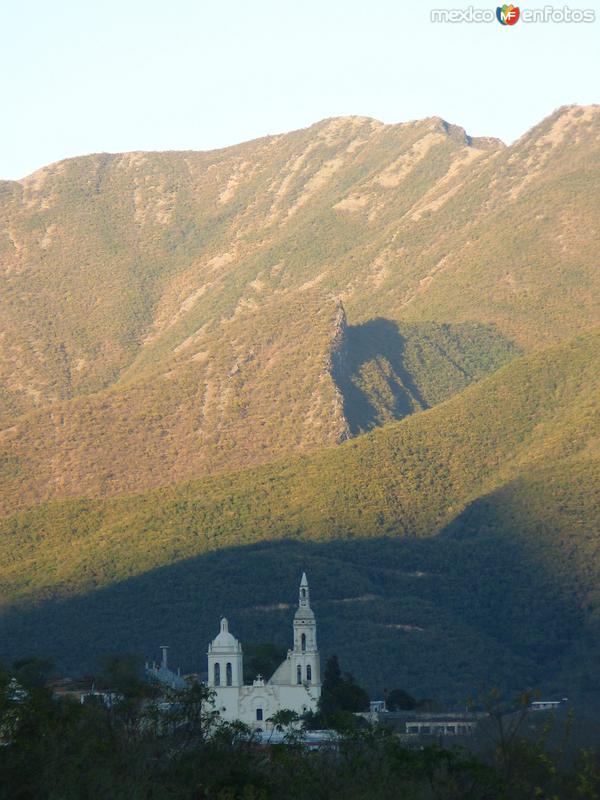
[2, 327, 597, 601]
[0, 330, 598, 698]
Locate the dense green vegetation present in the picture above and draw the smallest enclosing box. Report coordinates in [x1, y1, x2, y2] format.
[0, 330, 598, 698]
[1, 106, 600, 710]
[2, 663, 600, 800]
[308, 655, 370, 728]
[337, 317, 519, 433]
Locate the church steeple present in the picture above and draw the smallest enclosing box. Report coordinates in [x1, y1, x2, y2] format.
[207, 616, 243, 688]
[291, 572, 320, 687]
[299, 572, 310, 608]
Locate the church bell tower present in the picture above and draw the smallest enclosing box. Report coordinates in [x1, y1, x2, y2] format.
[207, 617, 244, 689]
[290, 573, 320, 687]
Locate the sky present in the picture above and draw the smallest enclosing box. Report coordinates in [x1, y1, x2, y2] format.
[1, 0, 599, 180]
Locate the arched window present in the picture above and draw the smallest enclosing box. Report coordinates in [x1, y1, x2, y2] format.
[301, 588, 306, 598]
[214, 663, 220, 686]
[306, 664, 312, 682]
[226, 662, 233, 686]
[301, 633, 306, 652]
[297, 665, 302, 684]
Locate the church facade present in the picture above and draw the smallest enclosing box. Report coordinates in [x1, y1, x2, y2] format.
[207, 573, 321, 727]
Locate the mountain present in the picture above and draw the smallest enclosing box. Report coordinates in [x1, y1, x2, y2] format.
[0, 328, 598, 699]
[1, 106, 600, 511]
[1, 106, 599, 699]
[0, 295, 517, 515]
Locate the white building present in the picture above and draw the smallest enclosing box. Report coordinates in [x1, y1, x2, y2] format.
[145, 645, 186, 690]
[207, 573, 321, 728]
[530, 699, 566, 711]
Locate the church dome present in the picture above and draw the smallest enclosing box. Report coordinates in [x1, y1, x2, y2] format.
[211, 618, 240, 650]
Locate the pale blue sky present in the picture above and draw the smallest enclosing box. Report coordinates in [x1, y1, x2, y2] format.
[1, 0, 599, 179]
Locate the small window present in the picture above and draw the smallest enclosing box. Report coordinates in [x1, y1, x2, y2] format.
[297, 665, 302, 684]
[301, 633, 306, 652]
[301, 588, 306, 598]
[306, 664, 312, 682]
[214, 663, 220, 686]
[256, 708, 263, 721]
[226, 662, 232, 686]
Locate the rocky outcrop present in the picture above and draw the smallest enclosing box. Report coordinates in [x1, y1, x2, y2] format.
[326, 299, 351, 443]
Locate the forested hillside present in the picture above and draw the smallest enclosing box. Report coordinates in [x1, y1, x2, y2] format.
[1, 329, 598, 698]
[1, 107, 599, 699]
[1, 105, 599, 508]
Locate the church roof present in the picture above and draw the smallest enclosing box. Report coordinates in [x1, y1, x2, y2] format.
[268, 656, 292, 686]
[295, 571, 314, 620]
[294, 604, 315, 621]
[211, 618, 240, 651]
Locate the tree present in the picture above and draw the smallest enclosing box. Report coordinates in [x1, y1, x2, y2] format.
[159, 680, 220, 747]
[386, 688, 417, 711]
[268, 709, 300, 732]
[97, 653, 148, 698]
[242, 643, 287, 684]
[316, 655, 370, 728]
[11, 658, 54, 689]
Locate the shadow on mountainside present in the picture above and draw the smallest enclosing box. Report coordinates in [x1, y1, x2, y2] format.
[332, 318, 520, 435]
[1, 476, 596, 704]
[334, 318, 426, 434]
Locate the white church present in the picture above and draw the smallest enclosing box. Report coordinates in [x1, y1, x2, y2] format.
[146, 573, 321, 728]
[208, 573, 321, 727]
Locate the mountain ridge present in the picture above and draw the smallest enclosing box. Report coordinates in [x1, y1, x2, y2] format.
[2, 104, 599, 510]
[7, 112, 505, 185]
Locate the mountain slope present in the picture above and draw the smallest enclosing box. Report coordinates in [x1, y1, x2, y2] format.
[0, 329, 598, 700]
[0, 116, 500, 418]
[2, 326, 598, 603]
[2, 106, 599, 508]
[0, 291, 350, 513]
[0, 298, 517, 514]
[1, 108, 600, 698]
